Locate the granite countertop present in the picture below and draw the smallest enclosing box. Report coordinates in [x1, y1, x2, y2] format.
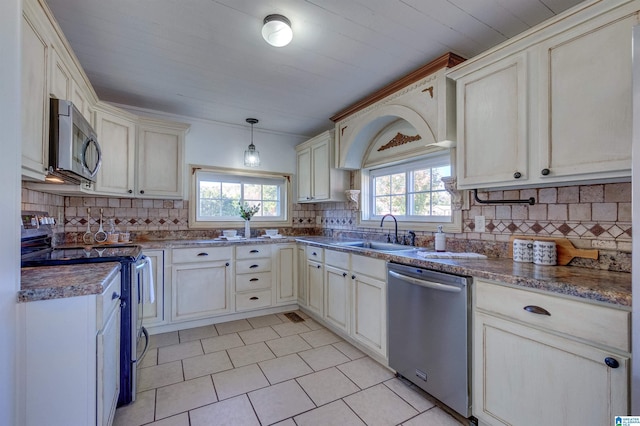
[19, 262, 121, 303]
[137, 236, 298, 249]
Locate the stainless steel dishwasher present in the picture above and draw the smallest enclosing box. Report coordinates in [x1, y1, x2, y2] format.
[387, 262, 471, 418]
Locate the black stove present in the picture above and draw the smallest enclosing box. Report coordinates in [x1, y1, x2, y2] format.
[22, 244, 141, 266]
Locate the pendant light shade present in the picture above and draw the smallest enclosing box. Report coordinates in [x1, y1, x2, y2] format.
[262, 14, 293, 47]
[244, 118, 260, 167]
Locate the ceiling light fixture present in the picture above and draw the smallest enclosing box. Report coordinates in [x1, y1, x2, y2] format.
[262, 14, 293, 47]
[244, 118, 261, 167]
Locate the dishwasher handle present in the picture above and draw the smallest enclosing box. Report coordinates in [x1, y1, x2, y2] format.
[388, 270, 462, 293]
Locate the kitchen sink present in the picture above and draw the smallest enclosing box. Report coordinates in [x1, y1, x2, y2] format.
[333, 240, 419, 252]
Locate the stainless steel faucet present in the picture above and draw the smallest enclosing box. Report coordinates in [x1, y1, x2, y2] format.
[380, 214, 399, 244]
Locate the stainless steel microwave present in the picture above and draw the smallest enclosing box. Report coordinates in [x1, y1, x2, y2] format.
[49, 98, 102, 183]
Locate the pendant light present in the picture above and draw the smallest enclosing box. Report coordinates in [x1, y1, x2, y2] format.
[244, 118, 261, 167]
[262, 14, 293, 47]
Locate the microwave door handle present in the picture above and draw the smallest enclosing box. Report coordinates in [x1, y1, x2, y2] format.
[81, 136, 102, 178]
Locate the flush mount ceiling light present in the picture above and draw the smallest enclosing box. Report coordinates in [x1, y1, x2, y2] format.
[244, 118, 261, 167]
[262, 14, 293, 47]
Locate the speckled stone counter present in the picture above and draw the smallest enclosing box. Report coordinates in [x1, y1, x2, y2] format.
[19, 262, 121, 303]
[296, 237, 632, 308]
[136, 236, 298, 250]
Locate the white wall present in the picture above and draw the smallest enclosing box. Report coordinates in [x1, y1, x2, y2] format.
[0, 0, 22, 424]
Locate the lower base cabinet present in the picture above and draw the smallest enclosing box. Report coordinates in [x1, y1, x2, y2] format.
[307, 259, 324, 317]
[325, 264, 350, 333]
[172, 261, 232, 322]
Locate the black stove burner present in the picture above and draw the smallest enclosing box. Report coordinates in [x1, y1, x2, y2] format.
[21, 244, 142, 267]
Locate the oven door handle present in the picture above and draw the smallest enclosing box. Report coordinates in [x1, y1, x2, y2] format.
[135, 326, 150, 364]
[388, 270, 462, 293]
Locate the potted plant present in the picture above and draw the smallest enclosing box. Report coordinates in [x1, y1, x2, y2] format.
[237, 202, 260, 238]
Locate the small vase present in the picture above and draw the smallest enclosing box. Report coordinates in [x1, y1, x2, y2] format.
[244, 220, 250, 238]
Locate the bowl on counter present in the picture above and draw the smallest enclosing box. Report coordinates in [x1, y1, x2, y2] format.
[265, 229, 278, 236]
[222, 230, 237, 238]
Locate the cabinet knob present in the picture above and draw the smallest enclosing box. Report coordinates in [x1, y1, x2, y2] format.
[541, 168, 550, 176]
[523, 305, 551, 316]
[140, 190, 145, 194]
[250, 296, 259, 300]
[316, 265, 321, 269]
[197, 252, 209, 257]
[128, 189, 133, 194]
[513, 172, 522, 179]
[312, 252, 317, 256]
[112, 292, 120, 300]
[342, 272, 347, 277]
[225, 262, 230, 267]
[351, 275, 356, 280]
[604, 357, 619, 368]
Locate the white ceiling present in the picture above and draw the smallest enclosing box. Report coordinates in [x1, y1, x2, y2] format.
[45, 0, 585, 137]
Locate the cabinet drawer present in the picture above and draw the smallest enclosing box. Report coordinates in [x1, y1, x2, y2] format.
[97, 272, 121, 329]
[236, 289, 272, 311]
[236, 244, 271, 259]
[172, 246, 232, 263]
[351, 254, 386, 279]
[306, 246, 324, 262]
[236, 258, 271, 274]
[236, 272, 272, 292]
[475, 280, 630, 352]
[325, 249, 349, 269]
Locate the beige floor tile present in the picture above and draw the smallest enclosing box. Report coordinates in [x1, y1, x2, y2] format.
[201, 333, 244, 353]
[294, 400, 366, 426]
[212, 364, 270, 400]
[155, 376, 217, 420]
[296, 367, 360, 406]
[247, 314, 283, 328]
[272, 419, 297, 426]
[300, 328, 343, 347]
[259, 353, 313, 384]
[179, 325, 218, 343]
[183, 350, 233, 380]
[215, 319, 253, 335]
[157, 340, 204, 364]
[145, 412, 189, 426]
[298, 345, 351, 371]
[344, 384, 418, 426]
[113, 389, 155, 426]
[190, 394, 260, 426]
[384, 378, 435, 413]
[138, 360, 184, 392]
[248, 380, 316, 425]
[296, 310, 310, 319]
[402, 407, 464, 426]
[272, 321, 312, 337]
[337, 357, 395, 389]
[301, 318, 325, 331]
[138, 347, 158, 368]
[238, 326, 280, 345]
[149, 331, 179, 349]
[227, 341, 275, 367]
[265, 334, 312, 357]
[333, 341, 366, 360]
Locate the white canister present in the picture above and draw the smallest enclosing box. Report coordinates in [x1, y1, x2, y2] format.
[513, 239, 534, 263]
[533, 241, 557, 265]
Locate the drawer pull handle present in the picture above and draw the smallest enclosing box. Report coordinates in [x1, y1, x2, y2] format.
[197, 252, 209, 257]
[250, 278, 259, 282]
[604, 357, 619, 369]
[112, 292, 120, 300]
[250, 264, 259, 269]
[523, 305, 551, 316]
[250, 296, 259, 300]
[250, 249, 260, 253]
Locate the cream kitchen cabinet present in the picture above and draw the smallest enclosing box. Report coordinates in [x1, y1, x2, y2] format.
[171, 247, 233, 322]
[473, 279, 630, 425]
[297, 244, 308, 307]
[449, 0, 638, 189]
[306, 246, 325, 317]
[324, 250, 351, 334]
[50, 45, 72, 102]
[235, 245, 273, 311]
[141, 249, 165, 327]
[21, 269, 121, 426]
[274, 244, 297, 304]
[296, 131, 348, 203]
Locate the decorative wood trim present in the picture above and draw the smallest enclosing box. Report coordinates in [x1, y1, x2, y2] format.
[422, 86, 434, 98]
[330, 52, 465, 122]
[377, 132, 422, 152]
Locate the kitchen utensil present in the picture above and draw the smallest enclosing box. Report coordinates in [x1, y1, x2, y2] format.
[82, 208, 93, 244]
[508, 236, 598, 266]
[94, 208, 107, 243]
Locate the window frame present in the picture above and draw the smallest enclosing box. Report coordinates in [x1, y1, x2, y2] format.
[189, 165, 292, 229]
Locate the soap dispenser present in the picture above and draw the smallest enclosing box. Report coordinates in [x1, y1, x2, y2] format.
[435, 225, 446, 252]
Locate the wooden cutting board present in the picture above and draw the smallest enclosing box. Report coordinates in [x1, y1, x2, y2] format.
[508, 236, 599, 266]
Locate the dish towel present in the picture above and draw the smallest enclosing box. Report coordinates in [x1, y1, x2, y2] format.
[143, 256, 155, 304]
[416, 251, 487, 259]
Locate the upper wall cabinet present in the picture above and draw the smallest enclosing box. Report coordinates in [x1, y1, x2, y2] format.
[331, 53, 464, 170]
[448, 0, 639, 190]
[296, 131, 348, 203]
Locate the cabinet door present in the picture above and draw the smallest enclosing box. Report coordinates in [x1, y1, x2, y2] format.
[324, 265, 350, 333]
[352, 273, 386, 358]
[97, 304, 120, 426]
[474, 312, 629, 425]
[537, 13, 636, 181]
[21, 10, 49, 180]
[171, 261, 231, 321]
[71, 78, 93, 123]
[137, 123, 185, 199]
[311, 140, 330, 200]
[306, 260, 324, 316]
[297, 245, 308, 306]
[94, 108, 136, 196]
[275, 244, 297, 304]
[456, 53, 529, 188]
[142, 250, 164, 327]
[49, 46, 71, 100]
[296, 147, 312, 202]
